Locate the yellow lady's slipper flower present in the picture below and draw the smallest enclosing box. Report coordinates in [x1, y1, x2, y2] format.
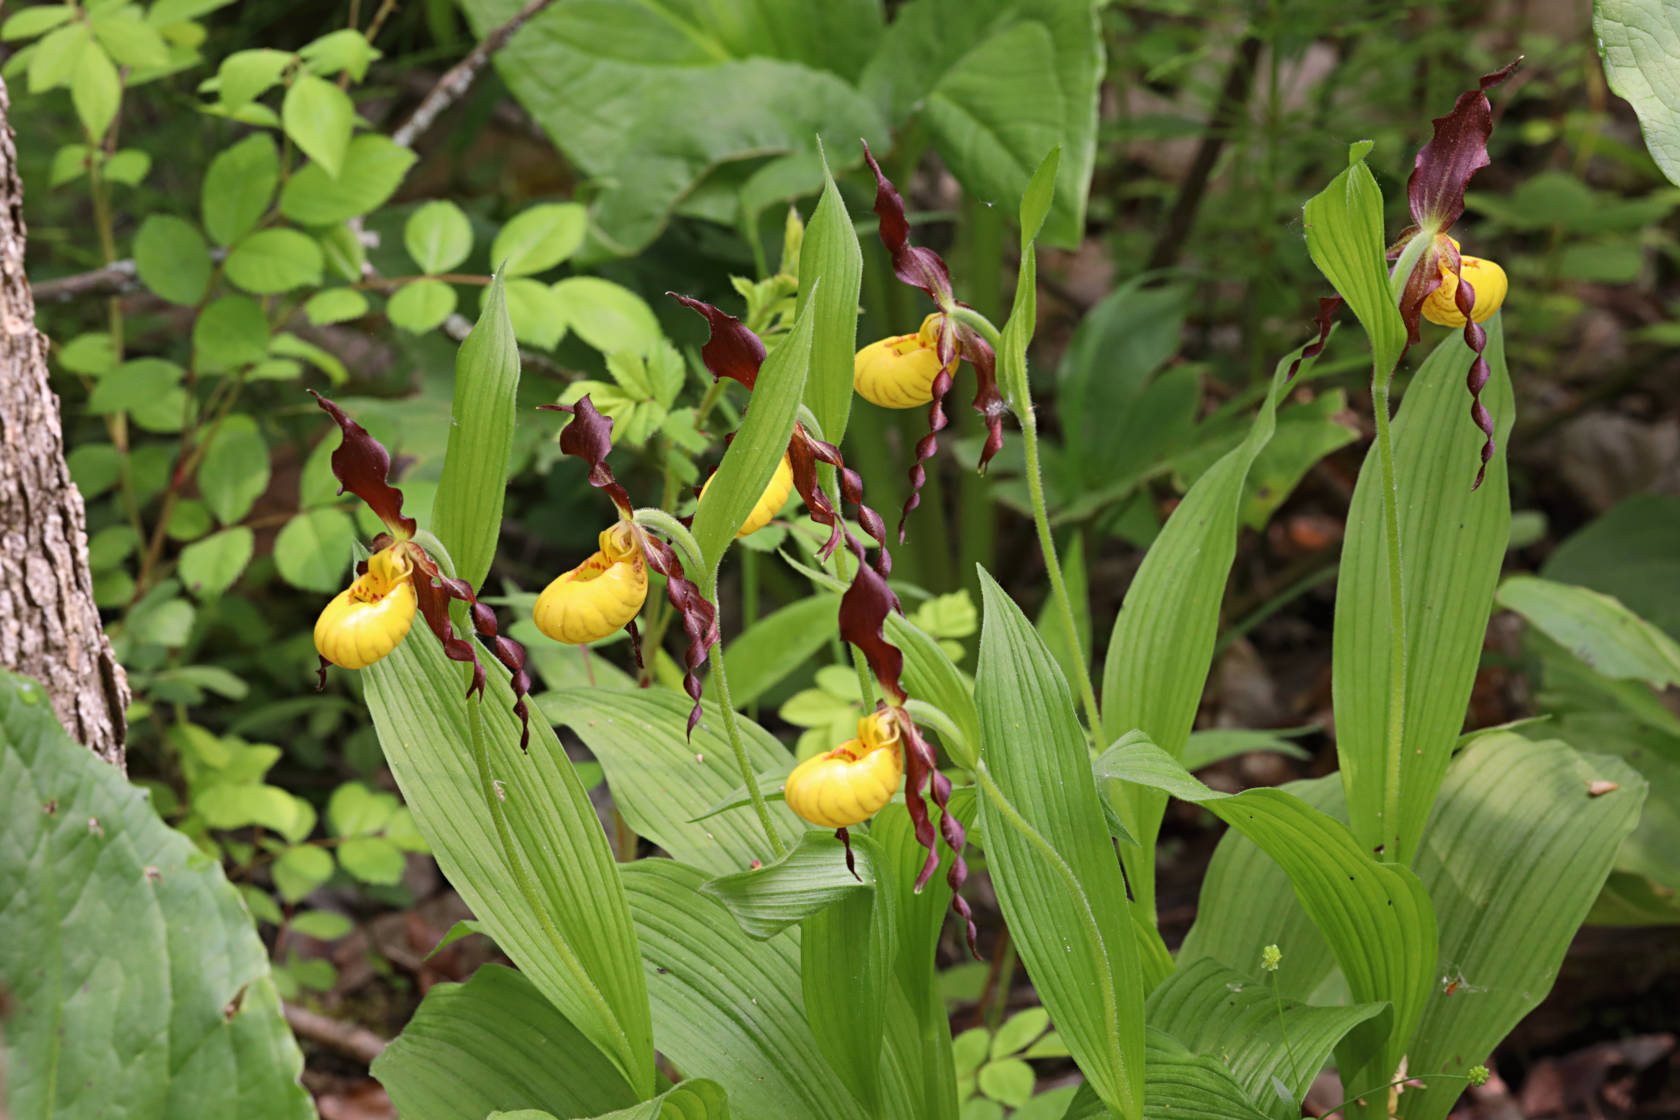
[314, 545, 418, 670]
[1422, 252, 1507, 327]
[533, 523, 649, 645]
[784, 711, 904, 828]
[698, 454, 795, 537]
[853, 313, 957, 409]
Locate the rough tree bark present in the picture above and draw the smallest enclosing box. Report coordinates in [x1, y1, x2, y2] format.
[0, 75, 129, 769]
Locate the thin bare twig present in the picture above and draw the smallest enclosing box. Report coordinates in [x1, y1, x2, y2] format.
[282, 1001, 389, 1065]
[30, 260, 138, 302]
[389, 0, 561, 149]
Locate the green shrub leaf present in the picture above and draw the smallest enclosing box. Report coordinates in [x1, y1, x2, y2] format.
[280, 134, 416, 225]
[281, 72, 354, 178]
[133, 215, 211, 305]
[405, 199, 474, 273]
[224, 228, 324, 294]
[490, 202, 585, 276]
[202, 133, 279, 246]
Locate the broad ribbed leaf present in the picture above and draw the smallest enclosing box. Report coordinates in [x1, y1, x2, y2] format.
[1497, 575, 1680, 688]
[1331, 321, 1513, 863]
[621, 860, 863, 1119]
[372, 964, 636, 1120]
[1397, 735, 1645, 1120]
[725, 593, 842, 707]
[1146, 958, 1385, 1119]
[0, 672, 312, 1120]
[692, 291, 816, 579]
[1303, 148, 1406, 380]
[1094, 736, 1436, 1101]
[703, 830, 896, 1112]
[491, 1079, 730, 1120]
[363, 632, 653, 1093]
[457, 0, 889, 255]
[797, 151, 863, 443]
[1543, 493, 1680, 640]
[431, 273, 520, 592]
[873, 800, 967, 1120]
[1061, 1028, 1273, 1119]
[859, 0, 1101, 247]
[1177, 776, 1340, 1002]
[701, 829, 879, 939]
[1595, 0, 1680, 187]
[1099, 328, 1329, 912]
[551, 688, 803, 872]
[976, 572, 1144, 1120]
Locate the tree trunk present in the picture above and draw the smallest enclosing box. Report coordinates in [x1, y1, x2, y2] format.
[0, 75, 129, 769]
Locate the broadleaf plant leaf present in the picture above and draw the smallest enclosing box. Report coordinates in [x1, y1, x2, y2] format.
[0, 671, 313, 1120]
[1595, 0, 1680, 188]
[975, 569, 1144, 1120]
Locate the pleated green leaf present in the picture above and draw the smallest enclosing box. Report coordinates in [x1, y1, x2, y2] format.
[490, 1079, 729, 1120]
[551, 688, 803, 872]
[1098, 328, 1328, 912]
[872, 801, 968, 1120]
[1094, 735, 1436, 1099]
[431, 272, 521, 592]
[1496, 575, 1680, 688]
[701, 829, 880, 939]
[976, 570, 1144, 1120]
[1146, 958, 1386, 1119]
[0, 672, 312, 1120]
[621, 860, 863, 1120]
[725, 593, 843, 707]
[691, 289, 816, 580]
[1302, 148, 1406, 382]
[796, 147, 863, 444]
[372, 964, 636, 1120]
[1397, 734, 1645, 1120]
[1331, 320, 1513, 863]
[363, 632, 653, 1093]
[703, 830, 897, 1113]
[1062, 1028, 1273, 1120]
[1177, 775, 1341, 1003]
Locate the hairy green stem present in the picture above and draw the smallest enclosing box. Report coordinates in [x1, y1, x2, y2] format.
[707, 639, 787, 860]
[950, 307, 1102, 742]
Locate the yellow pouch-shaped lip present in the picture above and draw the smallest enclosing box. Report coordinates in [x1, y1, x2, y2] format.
[314, 547, 418, 670]
[783, 714, 905, 828]
[1422, 252, 1507, 328]
[700, 454, 795, 538]
[854, 316, 957, 409]
[534, 528, 649, 645]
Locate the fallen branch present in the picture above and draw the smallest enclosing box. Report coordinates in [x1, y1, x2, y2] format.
[282, 1001, 389, 1066]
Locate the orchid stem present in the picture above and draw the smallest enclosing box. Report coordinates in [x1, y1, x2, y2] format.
[949, 307, 1103, 744]
[708, 636, 787, 861]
